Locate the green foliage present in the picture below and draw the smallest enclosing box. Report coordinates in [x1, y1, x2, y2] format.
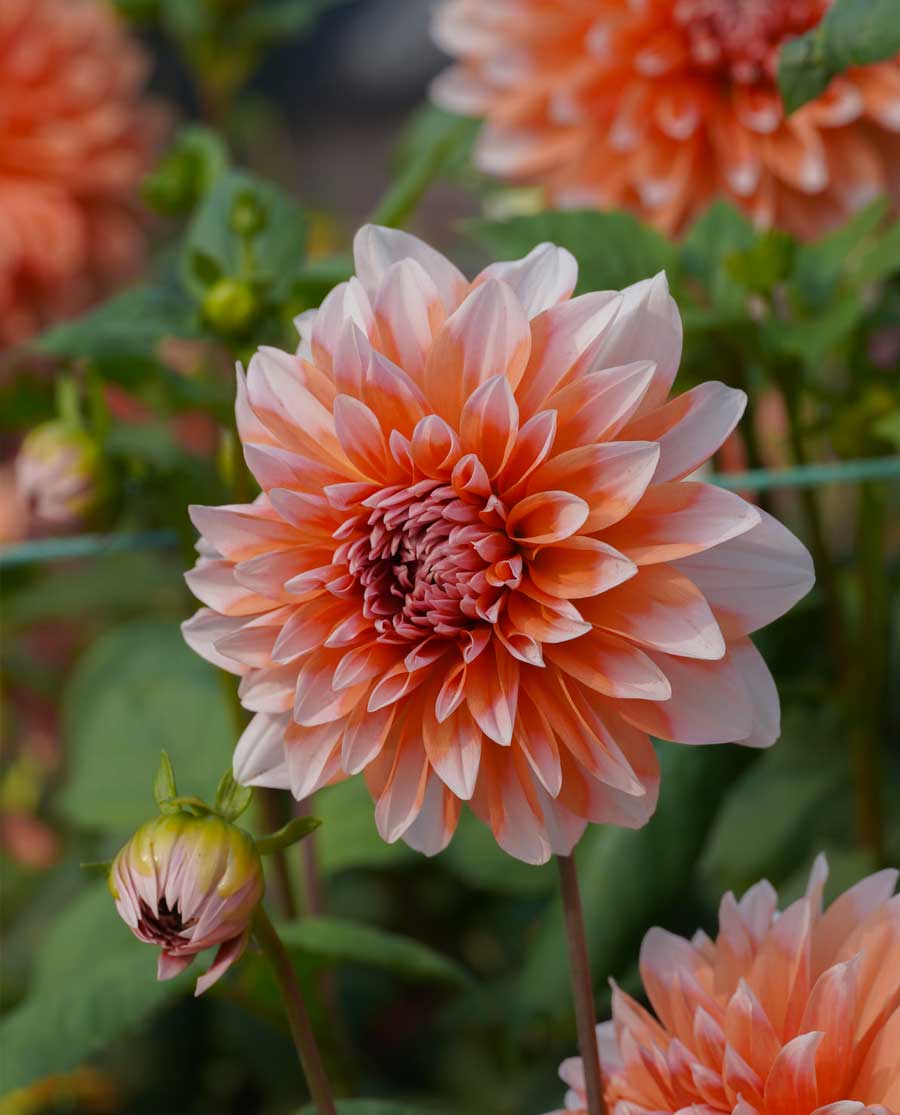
[142, 125, 230, 217]
[467, 209, 677, 294]
[517, 742, 749, 1022]
[58, 620, 233, 837]
[255, 815, 321, 855]
[779, 0, 900, 112]
[276, 917, 471, 989]
[34, 280, 203, 384]
[153, 750, 179, 810]
[0, 884, 192, 1092]
[314, 779, 417, 875]
[701, 707, 851, 895]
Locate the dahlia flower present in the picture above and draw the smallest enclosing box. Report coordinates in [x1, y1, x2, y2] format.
[430, 0, 900, 238]
[549, 854, 900, 1115]
[110, 812, 264, 996]
[0, 0, 163, 347]
[183, 225, 814, 864]
[14, 421, 104, 532]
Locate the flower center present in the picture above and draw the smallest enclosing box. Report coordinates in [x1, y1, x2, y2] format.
[674, 0, 824, 82]
[138, 897, 196, 948]
[335, 478, 522, 644]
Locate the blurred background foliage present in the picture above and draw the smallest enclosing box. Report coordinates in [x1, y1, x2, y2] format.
[1, 1, 898, 1114]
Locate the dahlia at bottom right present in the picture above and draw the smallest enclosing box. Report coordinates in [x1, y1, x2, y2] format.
[549, 855, 899, 1115]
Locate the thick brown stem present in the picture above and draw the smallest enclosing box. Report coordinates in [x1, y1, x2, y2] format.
[253, 906, 337, 1115]
[557, 853, 605, 1115]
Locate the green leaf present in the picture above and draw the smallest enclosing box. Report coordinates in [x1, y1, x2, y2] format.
[467, 210, 678, 294]
[700, 707, 851, 896]
[0, 883, 193, 1092]
[679, 201, 760, 315]
[154, 750, 178, 809]
[314, 779, 416, 874]
[371, 105, 479, 228]
[255, 815, 320, 855]
[779, 0, 900, 112]
[33, 280, 202, 383]
[791, 198, 889, 305]
[442, 812, 555, 898]
[58, 620, 233, 836]
[183, 170, 307, 302]
[517, 741, 750, 1022]
[213, 767, 254, 821]
[276, 917, 471, 989]
[874, 408, 900, 448]
[855, 219, 900, 285]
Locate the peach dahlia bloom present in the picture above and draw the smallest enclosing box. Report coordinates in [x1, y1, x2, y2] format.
[0, 0, 163, 347]
[550, 855, 900, 1115]
[431, 0, 900, 238]
[183, 225, 814, 864]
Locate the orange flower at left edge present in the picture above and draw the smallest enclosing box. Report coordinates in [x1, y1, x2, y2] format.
[182, 225, 816, 864]
[0, 0, 166, 348]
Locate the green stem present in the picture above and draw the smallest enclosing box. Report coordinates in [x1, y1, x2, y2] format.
[773, 367, 851, 681]
[851, 481, 887, 862]
[253, 906, 337, 1115]
[557, 853, 605, 1115]
[368, 118, 472, 229]
[219, 670, 296, 918]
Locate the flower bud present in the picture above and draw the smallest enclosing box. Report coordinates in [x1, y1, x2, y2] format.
[202, 278, 259, 336]
[109, 812, 264, 996]
[14, 422, 104, 532]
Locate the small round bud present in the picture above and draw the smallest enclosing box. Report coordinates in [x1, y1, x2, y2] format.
[14, 422, 104, 532]
[202, 278, 259, 336]
[230, 193, 267, 238]
[110, 812, 264, 996]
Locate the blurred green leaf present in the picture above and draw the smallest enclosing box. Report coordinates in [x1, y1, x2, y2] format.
[467, 210, 677, 294]
[58, 620, 232, 836]
[791, 198, 888, 305]
[0, 883, 192, 1092]
[874, 408, 900, 447]
[33, 281, 203, 383]
[2, 550, 185, 628]
[779, 0, 900, 112]
[372, 105, 479, 228]
[517, 741, 749, 1022]
[314, 779, 416, 874]
[183, 170, 307, 302]
[855, 219, 900, 285]
[277, 917, 471, 988]
[442, 812, 555, 898]
[700, 707, 851, 896]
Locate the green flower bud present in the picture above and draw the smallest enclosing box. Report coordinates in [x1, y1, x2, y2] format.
[202, 278, 259, 336]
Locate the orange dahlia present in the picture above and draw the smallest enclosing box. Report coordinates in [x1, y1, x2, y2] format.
[0, 0, 163, 347]
[183, 225, 814, 863]
[431, 0, 900, 238]
[549, 855, 900, 1115]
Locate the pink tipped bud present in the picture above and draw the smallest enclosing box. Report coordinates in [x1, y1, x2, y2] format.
[109, 812, 264, 996]
[14, 421, 104, 533]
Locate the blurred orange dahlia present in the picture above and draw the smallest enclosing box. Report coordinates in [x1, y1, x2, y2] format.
[431, 0, 900, 238]
[550, 855, 900, 1115]
[0, 0, 164, 347]
[183, 225, 814, 864]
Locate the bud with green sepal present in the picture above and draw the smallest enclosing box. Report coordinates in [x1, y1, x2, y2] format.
[108, 754, 319, 996]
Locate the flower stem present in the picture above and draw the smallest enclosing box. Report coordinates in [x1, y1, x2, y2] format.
[557, 853, 605, 1115]
[851, 480, 887, 862]
[253, 905, 337, 1115]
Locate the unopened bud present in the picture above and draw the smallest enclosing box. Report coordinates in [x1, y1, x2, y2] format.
[109, 812, 264, 996]
[202, 278, 259, 336]
[230, 192, 267, 238]
[14, 422, 104, 532]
